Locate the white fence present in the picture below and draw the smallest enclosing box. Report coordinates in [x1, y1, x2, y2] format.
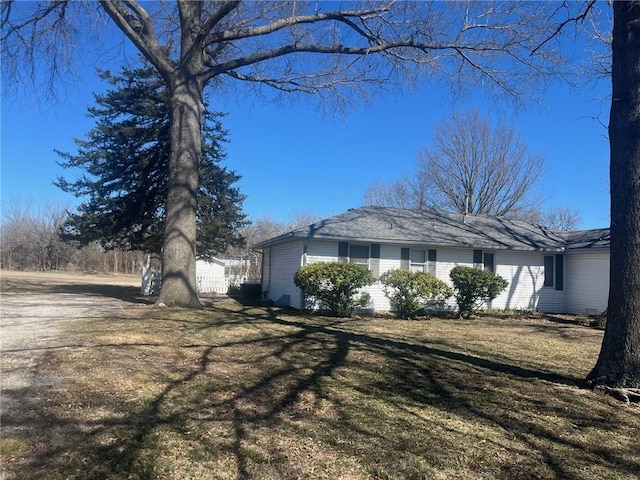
[196, 275, 248, 294]
[142, 268, 249, 296]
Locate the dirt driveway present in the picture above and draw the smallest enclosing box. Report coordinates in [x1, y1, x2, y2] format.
[0, 271, 147, 439]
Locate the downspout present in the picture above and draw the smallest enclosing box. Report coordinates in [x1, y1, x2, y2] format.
[268, 247, 273, 298]
[562, 247, 567, 314]
[299, 242, 308, 309]
[255, 246, 270, 299]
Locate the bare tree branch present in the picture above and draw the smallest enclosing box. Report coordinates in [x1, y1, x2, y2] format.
[98, 0, 173, 80]
[365, 109, 546, 219]
[531, 0, 598, 56]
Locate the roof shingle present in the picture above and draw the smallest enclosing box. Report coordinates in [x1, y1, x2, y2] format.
[254, 206, 609, 252]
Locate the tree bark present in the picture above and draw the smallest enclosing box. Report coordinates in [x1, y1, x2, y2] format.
[587, 0, 640, 389]
[156, 76, 204, 308]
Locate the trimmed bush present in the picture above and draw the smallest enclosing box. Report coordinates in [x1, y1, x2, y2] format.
[450, 266, 509, 319]
[379, 269, 453, 319]
[294, 262, 375, 317]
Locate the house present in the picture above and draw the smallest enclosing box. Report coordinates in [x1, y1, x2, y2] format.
[253, 206, 610, 315]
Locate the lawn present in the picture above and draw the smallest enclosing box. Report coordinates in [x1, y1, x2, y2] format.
[1, 293, 639, 479]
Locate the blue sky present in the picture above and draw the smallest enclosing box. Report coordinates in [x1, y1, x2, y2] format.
[1, 43, 611, 231]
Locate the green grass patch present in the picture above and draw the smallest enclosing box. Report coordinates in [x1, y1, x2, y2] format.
[2, 299, 639, 479]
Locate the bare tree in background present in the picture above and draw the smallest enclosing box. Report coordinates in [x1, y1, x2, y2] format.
[418, 109, 545, 218]
[364, 110, 585, 229]
[2, 1, 600, 307]
[540, 206, 582, 231]
[0, 196, 147, 273]
[364, 179, 421, 210]
[226, 211, 324, 280]
[364, 110, 545, 218]
[0, 197, 71, 270]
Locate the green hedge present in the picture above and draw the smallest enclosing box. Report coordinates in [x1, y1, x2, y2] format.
[379, 269, 452, 319]
[294, 262, 375, 317]
[450, 266, 508, 319]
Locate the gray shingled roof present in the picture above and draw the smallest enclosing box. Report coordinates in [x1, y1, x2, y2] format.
[561, 228, 610, 250]
[254, 206, 610, 252]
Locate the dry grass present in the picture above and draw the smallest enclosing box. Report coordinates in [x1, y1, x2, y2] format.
[1, 275, 639, 479]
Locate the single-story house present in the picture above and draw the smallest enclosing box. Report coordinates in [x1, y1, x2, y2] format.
[253, 206, 610, 315]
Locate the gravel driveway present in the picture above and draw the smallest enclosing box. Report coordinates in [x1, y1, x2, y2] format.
[0, 272, 145, 436]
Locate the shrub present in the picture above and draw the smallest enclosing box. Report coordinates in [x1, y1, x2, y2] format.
[450, 266, 509, 319]
[379, 269, 453, 319]
[294, 262, 375, 317]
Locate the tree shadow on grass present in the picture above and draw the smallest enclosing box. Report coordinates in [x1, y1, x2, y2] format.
[44, 283, 155, 305]
[0, 274, 153, 305]
[2, 305, 638, 480]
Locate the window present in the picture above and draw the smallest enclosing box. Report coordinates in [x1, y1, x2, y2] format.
[370, 244, 381, 278]
[410, 249, 426, 272]
[349, 244, 369, 266]
[401, 248, 410, 270]
[402, 248, 437, 274]
[474, 250, 494, 272]
[483, 253, 494, 273]
[338, 242, 349, 263]
[543, 254, 564, 290]
[338, 242, 374, 270]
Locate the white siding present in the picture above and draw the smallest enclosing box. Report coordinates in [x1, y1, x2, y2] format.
[265, 238, 606, 315]
[366, 243, 401, 311]
[370, 246, 568, 313]
[266, 241, 304, 308]
[566, 250, 609, 315]
[306, 241, 339, 263]
[490, 251, 565, 312]
[435, 247, 472, 281]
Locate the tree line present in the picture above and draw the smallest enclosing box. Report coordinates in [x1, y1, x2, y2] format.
[0, 197, 145, 274]
[0, 193, 317, 278]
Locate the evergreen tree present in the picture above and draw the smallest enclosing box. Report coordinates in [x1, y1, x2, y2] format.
[56, 63, 247, 260]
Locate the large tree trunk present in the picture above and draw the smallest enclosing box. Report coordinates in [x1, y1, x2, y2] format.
[156, 76, 204, 308]
[587, 0, 640, 389]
